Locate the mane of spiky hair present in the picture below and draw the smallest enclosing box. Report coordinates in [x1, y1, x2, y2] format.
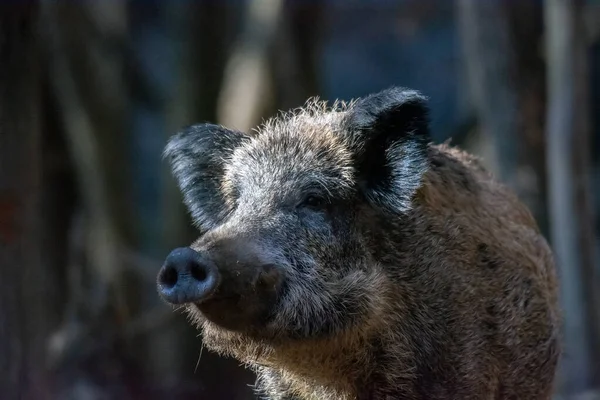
[252, 95, 358, 137]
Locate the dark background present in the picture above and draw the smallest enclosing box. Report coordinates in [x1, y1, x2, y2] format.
[0, 0, 599, 399]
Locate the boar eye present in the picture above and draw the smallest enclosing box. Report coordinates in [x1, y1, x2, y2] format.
[299, 194, 327, 211]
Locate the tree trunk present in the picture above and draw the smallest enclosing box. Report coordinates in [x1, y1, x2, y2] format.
[545, 0, 600, 394]
[456, 0, 519, 188]
[0, 3, 52, 399]
[457, 1, 550, 238]
[504, 2, 549, 237]
[271, 1, 323, 111]
[216, 0, 284, 132]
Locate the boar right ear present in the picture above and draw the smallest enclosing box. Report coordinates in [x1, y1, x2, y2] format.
[163, 124, 249, 230]
[344, 87, 431, 214]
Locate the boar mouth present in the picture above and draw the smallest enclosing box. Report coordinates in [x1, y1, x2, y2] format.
[190, 285, 280, 333]
[192, 290, 240, 306]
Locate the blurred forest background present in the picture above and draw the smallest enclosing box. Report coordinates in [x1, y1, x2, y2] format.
[1, 0, 599, 399]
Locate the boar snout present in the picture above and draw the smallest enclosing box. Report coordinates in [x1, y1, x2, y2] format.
[158, 238, 285, 332]
[157, 247, 221, 305]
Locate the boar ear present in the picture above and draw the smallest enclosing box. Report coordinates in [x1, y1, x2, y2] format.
[344, 87, 430, 213]
[163, 124, 249, 230]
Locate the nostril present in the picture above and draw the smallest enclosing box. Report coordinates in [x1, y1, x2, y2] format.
[159, 266, 178, 288]
[191, 262, 207, 282]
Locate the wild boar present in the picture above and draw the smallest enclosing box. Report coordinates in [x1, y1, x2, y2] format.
[157, 87, 560, 400]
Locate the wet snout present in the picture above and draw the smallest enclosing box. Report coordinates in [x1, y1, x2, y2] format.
[157, 238, 284, 330]
[157, 247, 220, 304]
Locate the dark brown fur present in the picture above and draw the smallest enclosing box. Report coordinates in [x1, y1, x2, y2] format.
[161, 88, 560, 400]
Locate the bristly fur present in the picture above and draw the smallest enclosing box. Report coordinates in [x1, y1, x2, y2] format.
[162, 87, 560, 400]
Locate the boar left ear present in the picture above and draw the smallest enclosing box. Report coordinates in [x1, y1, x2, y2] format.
[163, 123, 250, 231]
[343, 87, 431, 214]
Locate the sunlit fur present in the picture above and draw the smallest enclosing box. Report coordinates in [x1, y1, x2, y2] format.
[164, 87, 560, 399]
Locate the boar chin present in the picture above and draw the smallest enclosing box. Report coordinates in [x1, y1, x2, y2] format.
[191, 310, 279, 364]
